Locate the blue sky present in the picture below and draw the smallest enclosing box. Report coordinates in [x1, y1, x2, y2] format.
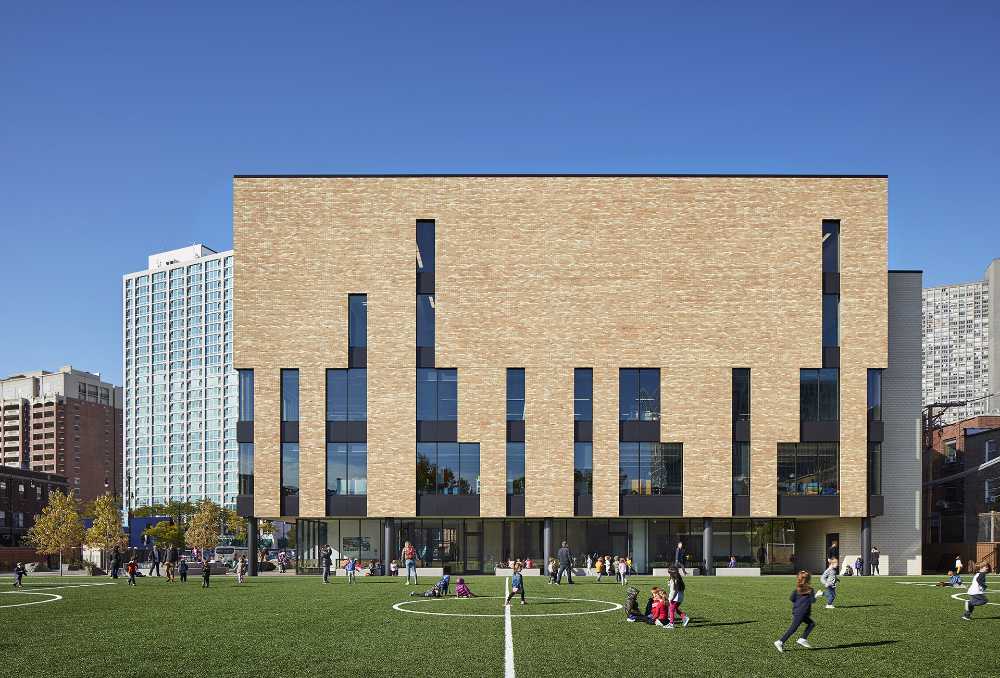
[1, 2, 998, 385]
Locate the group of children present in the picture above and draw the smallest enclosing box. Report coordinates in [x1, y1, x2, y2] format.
[593, 555, 631, 584]
[623, 567, 689, 628]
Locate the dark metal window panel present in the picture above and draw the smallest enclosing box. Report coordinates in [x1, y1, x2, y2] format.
[777, 495, 839, 516]
[506, 420, 525, 442]
[868, 420, 884, 443]
[506, 494, 525, 517]
[236, 495, 253, 518]
[733, 420, 750, 443]
[619, 420, 660, 442]
[416, 347, 435, 368]
[326, 495, 368, 517]
[823, 272, 840, 294]
[732, 495, 750, 516]
[416, 494, 480, 517]
[416, 271, 435, 294]
[348, 347, 367, 369]
[416, 420, 457, 442]
[800, 420, 839, 442]
[280, 493, 299, 517]
[868, 495, 884, 517]
[237, 421, 254, 443]
[822, 346, 840, 368]
[280, 421, 299, 443]
[619, 495, 683, 516]
[327, 421, 367, 443]
[574, 420, 593, 442]
[574, 494, 593, 517]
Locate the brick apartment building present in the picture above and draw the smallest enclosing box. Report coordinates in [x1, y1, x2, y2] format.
[232, 174, 923, 576]
[0, 466, 69, 568]
[0, 366, 122, 503]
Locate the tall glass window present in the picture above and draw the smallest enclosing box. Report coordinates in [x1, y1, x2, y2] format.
[507, 368, 525, 421]
[619, 368, 660, 421]
[281, 442, 299, 498]
[417, 294, 435, 349]
[348, 294, 367, 348]
[800, 369, 839, 422]
[733, 442, 750, 496]
[867, 369, 882, 421]
[237, 369, 254, 421]
[732, 368, 750, 422]
[416, 219, 435, 273]
[822, 220, 839, 273]
[417, 368, 457, 421]
[416, 442, 479, 495]
[281, 369, 299, 422]
[777, 443, 838, 495]
[326, 443, 367, 495]
[326, 369, 367, 421]
[822, 294, 839, 347]
[506, 442, 525, 495]
[619, 442, 682, 495]
[574, 442, 593, 495]
[868, 442, 882, 495]
[574, 368, 593, 420]
[238, 442, 254, 496]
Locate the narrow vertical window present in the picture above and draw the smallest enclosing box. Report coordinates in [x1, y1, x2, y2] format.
[574, 368, 593, 499]
[326, 367, 367, 498]
[867, 369, 882, 421]
[822, 293, 839, 347]
[281, 369, 299, 422]
[506, 368, 525, 421]
[574, 368, 593, 421]
[280, 369, 299, 508]
[416, 294, 435, 367]
[732, 368, 750, 499]
[416, 219, 435, 274]
[732, 442, 750, 496]
[506, 443, 525, 495]
[574, 443, 592, 495]
[238, 369, 254, 422]
[732, 369, 750, 422]
[348, 294, 367, 368]
[822, 220, 840, 273]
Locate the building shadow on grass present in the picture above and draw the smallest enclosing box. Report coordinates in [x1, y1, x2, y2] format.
[813, 640, 897, 651]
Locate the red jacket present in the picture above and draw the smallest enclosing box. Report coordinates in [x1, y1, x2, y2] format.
[650, 599, 668, 622]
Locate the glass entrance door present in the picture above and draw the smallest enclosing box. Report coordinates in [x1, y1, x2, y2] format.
[464, 533, 483, 573]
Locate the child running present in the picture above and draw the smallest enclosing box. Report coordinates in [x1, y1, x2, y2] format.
[13, 562, 27, 588]
[455, 577, 476, 598]
[817, 557, 840, 608]
[595, 557, 605, 583]
[666, 567, 690, 628]
[774, 571, 816, 652]
[961, 563, 990, 621]
[126, 558, 138, 586]
[505, 562, 526, 606]
[618, 557, 629, 586]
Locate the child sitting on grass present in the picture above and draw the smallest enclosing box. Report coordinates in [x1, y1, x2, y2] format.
[411, 574, 450, 598]
[455, 577, 476, 598]
[649, 589, 669, 626]
[936, 570, 963, 587]
[624, 586, 648, 622]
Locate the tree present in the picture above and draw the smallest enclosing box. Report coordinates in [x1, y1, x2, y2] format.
[143, 521, 186, 549]
[86, 494, 127, 555]
[224, 508, 247, 544]
[259, 520, 275, 548]
[185, 499, 223, 553]
[25, 490, 86, 576]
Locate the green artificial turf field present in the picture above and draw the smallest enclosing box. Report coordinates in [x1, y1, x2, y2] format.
[1, 574, 995, 677]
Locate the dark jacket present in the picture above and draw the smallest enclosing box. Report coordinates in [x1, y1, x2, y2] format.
[179, 560, 188, 573]
[557, 546, 572, 566]
[675, 547, 685, 563]
[151, 547, 161, 563]
[320, 550, 332, 567]
[790, 589, 814, 616]
[202, 561, 212, 577]
[167, 547, 179, 564]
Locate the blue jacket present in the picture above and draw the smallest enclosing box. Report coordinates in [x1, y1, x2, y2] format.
[790, 589, 813, 616]
[511, 572, 524, 590]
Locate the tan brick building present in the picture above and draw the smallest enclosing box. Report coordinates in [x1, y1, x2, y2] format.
[233, 175, 922, 576]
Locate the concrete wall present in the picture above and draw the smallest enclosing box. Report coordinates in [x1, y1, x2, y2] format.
[233, 175, 888, 520]
[873, 271, 923, 575]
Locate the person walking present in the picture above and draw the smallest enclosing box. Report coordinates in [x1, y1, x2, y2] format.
[955, 554, 964, 576]
[165, 545, 179, 582]
[148, 544, 161, 577]
[870, 546, 880, 575]
[961, 563, 990, 620]
[402, 541, 418, 585]
[320, 545, 333, 584]
[774, 571, 816, 652]
[179, 557, 189, 583]
[557, 541, 574, 584]
[110, 547, 122, 579]
[675, 542, 687, 576]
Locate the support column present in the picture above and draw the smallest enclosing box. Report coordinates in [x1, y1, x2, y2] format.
[248, 517, 259, 576]
[383, 518, 394, 575]
[543, 518, 553, 569]
[861, 517, 872, 576]
[702, 518, 713, 576]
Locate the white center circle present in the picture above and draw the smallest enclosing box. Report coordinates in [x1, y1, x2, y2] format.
[393, 596, 623, 618]
[0, 591, 63, 609]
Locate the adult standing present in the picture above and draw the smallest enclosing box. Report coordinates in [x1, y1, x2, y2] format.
[165, 545, 179, 582]
[870, 546, 881, 575]
[757, 545, 767, 569]
[110, 547, 122, 579]
[556, 541, 574, 584]
[148, 544, 161, 577]
[320, 545, 333, 584]
[675, 541, 687, 575]
[402, 541, 418, 585]
[826, 540, 839, 565]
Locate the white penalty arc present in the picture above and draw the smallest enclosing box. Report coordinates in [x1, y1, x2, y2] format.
[950, 592, 1000, 606]
[392, 595, 623, 618]
[0, 591, 63, 609]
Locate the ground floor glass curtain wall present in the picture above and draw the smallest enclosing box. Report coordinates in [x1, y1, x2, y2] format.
[295, 518, 798, 575]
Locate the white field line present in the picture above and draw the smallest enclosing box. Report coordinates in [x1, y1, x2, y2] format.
[951, 592, 1000, 606]
[0, 592, 63, 609]
[12, 582, 118, 592]
[504, 576, 515, 678]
